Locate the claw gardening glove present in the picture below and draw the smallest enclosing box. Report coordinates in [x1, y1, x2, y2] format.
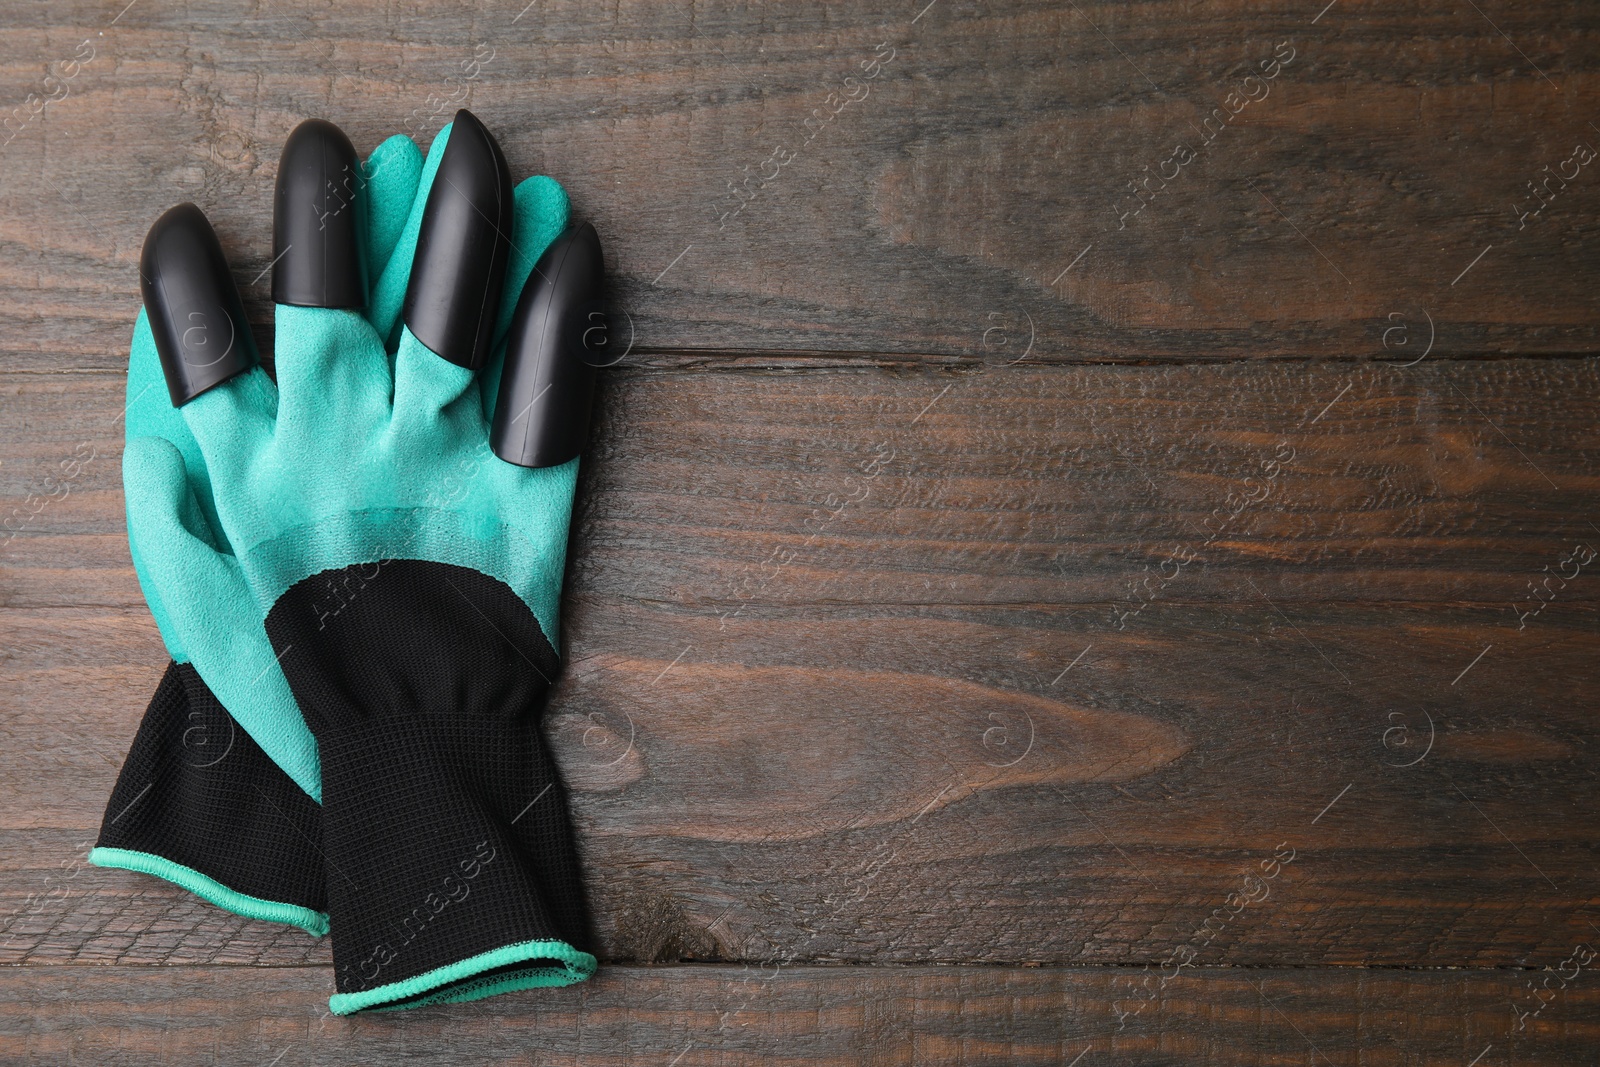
[96, 110, 606, 1012]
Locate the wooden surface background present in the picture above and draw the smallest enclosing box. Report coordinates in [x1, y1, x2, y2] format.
[3, 0, 1598, 1063]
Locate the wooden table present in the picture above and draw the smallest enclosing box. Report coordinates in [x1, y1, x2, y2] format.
[2, 0, 1597, 1062]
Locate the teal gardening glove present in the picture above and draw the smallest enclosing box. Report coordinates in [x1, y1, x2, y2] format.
[93, 111, 607, 1012]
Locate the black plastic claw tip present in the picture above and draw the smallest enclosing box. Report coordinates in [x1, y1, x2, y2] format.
[402, 109, 513, 370]
[491, 222, 607, 469]
[141, 203, 260, 407]
[272, 118, 368, 309]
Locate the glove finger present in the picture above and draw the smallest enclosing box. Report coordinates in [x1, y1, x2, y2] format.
[271, 120, 367, 313]
[141, 203, 263, 409]
[126, 307, 224, 540]
[368, 121, 456, 353]
[488, 222, 602, 469]
[402, 109, 511, 372]
[494, 175, 571, 350]
[272, 304, 393, 449]
[124, 435, 242, 597]
[123, 435, 323, 800]
[478, 175, 572, 420]
[362, 133, 425, 294]
[139, 202, 278, 483]
[269, 121, 393, 435]
[391, 109, 513, 421]
[125, 322, 214, 664]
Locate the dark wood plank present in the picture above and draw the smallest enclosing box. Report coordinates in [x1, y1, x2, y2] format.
[4, 963, 1598, 1066]
[3, 359, 1596, 968]
[4, 0, 1599, 1035]
[0, 0, 1598, 368]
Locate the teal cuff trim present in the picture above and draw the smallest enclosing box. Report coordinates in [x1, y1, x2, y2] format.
[328, 938, 597, 1015]
[88, 847, 329, 938]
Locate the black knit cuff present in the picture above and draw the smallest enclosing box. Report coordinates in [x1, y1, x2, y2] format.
[92, 661, 328, 935]
[266, 560, 597, 1013]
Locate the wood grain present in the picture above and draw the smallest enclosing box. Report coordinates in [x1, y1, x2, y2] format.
[0, 0, 1598, 370]
[3, 964, 1598, 1066]
[3, 0, 1599, 1054]
[4, 361, 1595, 970]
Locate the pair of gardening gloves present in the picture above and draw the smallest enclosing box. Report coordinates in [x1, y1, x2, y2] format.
[91, 110, 602, 1013]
